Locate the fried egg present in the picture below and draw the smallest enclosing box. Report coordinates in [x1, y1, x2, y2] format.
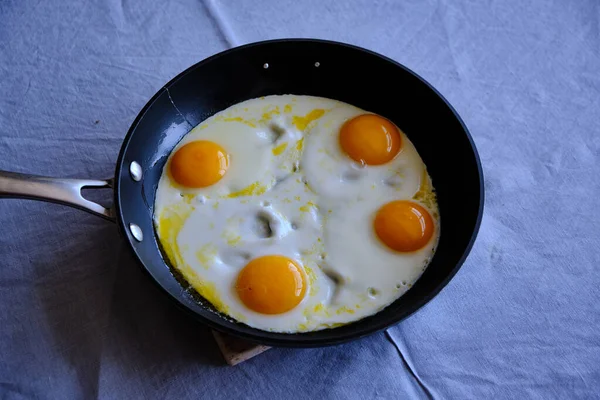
[301, 105, 424, 202]
[154, 95, 439, 333]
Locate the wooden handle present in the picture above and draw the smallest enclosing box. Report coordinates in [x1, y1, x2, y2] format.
[212, 330, 271, 366]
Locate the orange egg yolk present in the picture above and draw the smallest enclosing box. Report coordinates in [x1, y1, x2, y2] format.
[236, 255, 306, 314]
[169, 140, 229, 188]
[374, 200, 434, 252]
[339, 114, 402, 165]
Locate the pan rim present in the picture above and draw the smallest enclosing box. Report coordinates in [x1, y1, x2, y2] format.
[113, 38, 485, 347]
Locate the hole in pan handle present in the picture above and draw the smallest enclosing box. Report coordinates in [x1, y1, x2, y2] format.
[0, 170, 115, 222]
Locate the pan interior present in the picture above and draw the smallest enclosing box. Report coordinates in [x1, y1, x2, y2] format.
[114, 39, 483, 347]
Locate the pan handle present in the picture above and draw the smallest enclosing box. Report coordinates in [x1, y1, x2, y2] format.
[0, 171, 115, 222]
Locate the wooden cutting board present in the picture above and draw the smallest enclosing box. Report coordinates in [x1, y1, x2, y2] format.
[212, 330, 271, 365]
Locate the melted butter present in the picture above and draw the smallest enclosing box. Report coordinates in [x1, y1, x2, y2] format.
[413, 168, 437, 210]
[224, 231, 242, 246]
[181, 193, 195, 204]
[336, 306, 356, 315]
[157, 205, 230, 314]
[187, 278, 230, 314]
[313, 303, 325, 313]
[222, 116, 257, 128]
[292, 109, 325, 131]
[317, 322, 345, 329]
[298, 323, 309, 331]
[272, 142, 288, 155]
[304, 265, 318, 296]
[302, 301, 326, 319]
[227, 181, 268, 198]
[157, 205, 193, 268]
[196, 243, 218, 268]
[261, 105, 280, 122]
[299, 201, 316, 212]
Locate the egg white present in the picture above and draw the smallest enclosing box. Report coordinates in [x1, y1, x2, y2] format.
[302, 106, 425, 203]
[154, 95, 440, 333]
[321, 194, 439, 322]
[154, 118, 274, 206]
[172, 176, 336, 332]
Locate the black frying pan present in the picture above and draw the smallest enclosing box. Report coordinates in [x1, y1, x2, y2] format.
[0, 39, 484, 347]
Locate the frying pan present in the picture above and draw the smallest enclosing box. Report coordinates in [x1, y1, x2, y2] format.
[0, 39, 484, 347]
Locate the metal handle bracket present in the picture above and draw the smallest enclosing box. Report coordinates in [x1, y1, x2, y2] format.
[0, 171, 115, 222]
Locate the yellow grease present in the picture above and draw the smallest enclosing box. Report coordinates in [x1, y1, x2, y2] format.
[190, 280, 230, 314]
[295, 137, 304, 151]
[317, 322, 345, 329]
[298, 323, 309, 331]
[313, 303, 325, 313]
[299, 201, 316, 213]
[284, 104, 292, 113]
[196, 243, 218, 268]
[261, 105, 280, 122]
[157, 205, 229, 314]
[223, 116, 257, 128]
[292, 109, 325, 131]
[227, 181, 267, 198]
[304, 266, 318, 296]
[224, 231, 242, 246]
[157, 205, 193, 268]
[303, 301, 327, 319]
[180, 193, 195, 204]
[336, 306, 356, 315]
[412, 169, 437, 210]
[272, 142, 288, 155]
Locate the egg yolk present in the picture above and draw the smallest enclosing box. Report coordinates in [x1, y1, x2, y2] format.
[339, 114, 402, 165]
[236, 255, 306, 314]
[374, 200, 434, 252]
[169, 140, 229, 188]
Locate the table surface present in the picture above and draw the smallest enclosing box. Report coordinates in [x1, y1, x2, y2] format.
[1, 0, 599, 398]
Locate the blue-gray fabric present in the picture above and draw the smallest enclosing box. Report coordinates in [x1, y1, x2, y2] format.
[1, 0, 599, 398]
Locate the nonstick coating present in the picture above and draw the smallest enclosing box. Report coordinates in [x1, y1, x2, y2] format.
[113, 39, 484, 347]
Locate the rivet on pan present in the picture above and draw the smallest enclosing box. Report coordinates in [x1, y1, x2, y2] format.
[314, 61, 320, 67]
[129, 223, 143, 242]
[263, 63, 269, 69]
[129, 161, 142, 181]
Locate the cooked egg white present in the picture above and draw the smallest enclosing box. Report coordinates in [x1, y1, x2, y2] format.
[154, 119, 274, 204]
[154, 95, 440, 333]
[302, 106, 424, 203]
